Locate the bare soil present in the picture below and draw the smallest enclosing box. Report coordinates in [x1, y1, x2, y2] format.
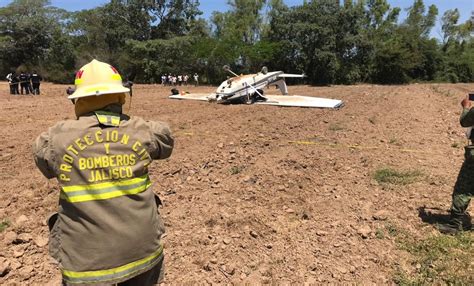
[1, 82, 473, 284]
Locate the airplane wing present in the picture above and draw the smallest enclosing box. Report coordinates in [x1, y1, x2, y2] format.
[254, 95, 343, 109]
[169, 93, 210, 101]
[168, 92, 343, 109]
[278, 74, 305, 78]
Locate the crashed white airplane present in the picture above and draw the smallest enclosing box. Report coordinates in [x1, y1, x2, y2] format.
[169, 66, 343, 109]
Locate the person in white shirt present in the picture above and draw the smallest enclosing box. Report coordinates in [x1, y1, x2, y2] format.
[193, 73, 199, 87]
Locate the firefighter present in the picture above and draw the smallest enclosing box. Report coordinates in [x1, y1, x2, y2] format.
[33, 59, 174, 285]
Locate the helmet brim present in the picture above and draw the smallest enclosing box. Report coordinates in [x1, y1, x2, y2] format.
[68, 84, 130, 99]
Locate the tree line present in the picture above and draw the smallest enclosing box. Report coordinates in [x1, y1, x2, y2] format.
[0, 0, 473, 85]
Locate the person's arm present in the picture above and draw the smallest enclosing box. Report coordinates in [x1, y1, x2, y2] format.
[33, 131, 56, 179]
[460, 98, 474, 127]
[148, 121, 174, 160]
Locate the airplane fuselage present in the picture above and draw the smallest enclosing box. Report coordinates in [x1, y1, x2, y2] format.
[214, 71, 284, 103]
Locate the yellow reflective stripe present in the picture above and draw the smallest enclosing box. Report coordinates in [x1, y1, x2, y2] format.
[62, 245, 163, 283]
[60, 175, 152, 203]
[62, 175, 147, 193]
[95, 111, 121, 127]
[111, 116, 120, 126]
[96, 114, 108, 125]
[111, 74, 122, 81]
[75, 79, 83, 85]
[63, 183, 150, 203]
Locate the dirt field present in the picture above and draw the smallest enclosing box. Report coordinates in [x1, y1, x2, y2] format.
[1, 82, 473, 284]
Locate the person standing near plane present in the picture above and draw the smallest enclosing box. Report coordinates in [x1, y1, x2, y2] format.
[10, 72, 20, 95]
[6, 72, 14, 94]
[193, 73, 199, 86]
[31, 71, 43, 95]
[26, 72, 34, 94]
[19, 71, 29, 95]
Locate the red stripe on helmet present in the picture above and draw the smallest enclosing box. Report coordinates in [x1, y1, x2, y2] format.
[76, 70, 84, 79]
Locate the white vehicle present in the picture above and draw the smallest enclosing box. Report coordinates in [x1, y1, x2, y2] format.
[169, 66, 343, 109]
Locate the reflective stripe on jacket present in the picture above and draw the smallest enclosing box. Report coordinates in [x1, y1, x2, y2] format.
[62, 245, 164, 284]
[60, 174, 152, 203]
[33, 108, 173, 284]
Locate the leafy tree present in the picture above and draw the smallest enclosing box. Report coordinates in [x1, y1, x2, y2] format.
[363, 0, 403, 83]
[69, 1, 154, 67]
[269, 0, 373, 84]
[437, 9, 474, 82]
[0, 0, 472, 85]
[149, 0, 203, 39]
[0, 0, 70, 78]
[441, 9, 461, 46]
[209, 0, 270, 75]
[404, 0, 438, 37]
[335, 0, 369, 83]
[381, 0, 440, 82]
[269, 1, 340, 84]
[68, 0, 205, 81]
[126, 36, 196, 82]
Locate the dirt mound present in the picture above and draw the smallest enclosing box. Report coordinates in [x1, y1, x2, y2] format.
[1, 82, 473, 284]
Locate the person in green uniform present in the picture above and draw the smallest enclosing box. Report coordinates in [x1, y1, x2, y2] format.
[438, 95, 473, 234]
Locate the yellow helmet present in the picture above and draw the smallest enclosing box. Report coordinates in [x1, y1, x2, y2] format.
[68, 59, 130, 99]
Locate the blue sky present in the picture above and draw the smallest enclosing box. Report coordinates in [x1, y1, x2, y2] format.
[0, 0, 472, 38]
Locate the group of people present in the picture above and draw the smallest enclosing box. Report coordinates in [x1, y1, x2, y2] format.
[6, 71, 42, 95]
[161, 73, 199, 86]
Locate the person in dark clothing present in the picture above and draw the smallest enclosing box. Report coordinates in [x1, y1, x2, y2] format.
[438, 96, 474, 234]
[26, 73, 34, 94]
[11, 72, 20, 95]
[19, 71, 29, 95]
[31, 71, 43, 95]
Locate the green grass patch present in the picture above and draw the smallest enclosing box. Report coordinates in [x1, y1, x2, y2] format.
[375, 228, 385, 239]
[388, 138, 404, 146]
[328, 123, 344, 131]
[0, 219, 10, 232]
[394, 233, 474, 285]
[375, 223, 404, 240]
[374, 168, 423, 185]
[430, 85, 454, 97]
[230, 165, 244, 175]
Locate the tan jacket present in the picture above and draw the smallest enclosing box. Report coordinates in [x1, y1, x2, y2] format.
[33, 108, 173, 284]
